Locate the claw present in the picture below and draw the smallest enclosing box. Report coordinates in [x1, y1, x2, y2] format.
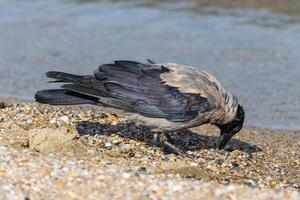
[153, 132, 195, 159]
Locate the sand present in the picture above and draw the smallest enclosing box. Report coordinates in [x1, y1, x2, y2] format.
[0, 99, 299, 199]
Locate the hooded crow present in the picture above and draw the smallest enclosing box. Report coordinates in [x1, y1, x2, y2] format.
[35, 60, 245, 155]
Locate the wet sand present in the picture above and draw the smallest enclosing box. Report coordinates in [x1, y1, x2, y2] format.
[0, 99, 299, 199]
[140, 0, 300, 16]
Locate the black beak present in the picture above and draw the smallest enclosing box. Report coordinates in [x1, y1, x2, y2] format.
[218, 133, 233, 150]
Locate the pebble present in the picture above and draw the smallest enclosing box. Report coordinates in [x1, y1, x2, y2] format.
[59, 116, 69, 123]
[122, 172, 131, 179]
[50, 118, 57, 124]
[105, 141, 113, 147]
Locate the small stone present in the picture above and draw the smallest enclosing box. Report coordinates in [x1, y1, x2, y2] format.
[59, 116, 69, 123]
[105, 141, 112, 147]
[122, 172, 131, 179]
[0, 168, 6, 176]
[169, 155, 177, 162]
[110, 119, 118, 126]
[207, 164, 218, 172]
[220, 167, 228, 174]
[50, 118, 57, 124]
[119, 144, 131, 153]
[19, 156, 30, 163]
[26, 118, 33, 124]
[54, 179, 66, 188]
[37, 167, 50, 179]
[172, 184, 183, 191]
[112, 138, 122, 145]
[106, 149, 122, 158]
[95, 140, 105, 148]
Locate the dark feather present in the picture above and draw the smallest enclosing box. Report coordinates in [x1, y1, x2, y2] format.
[147, 59, 156, 64]
[47, 71, 105, 91]
[35, 89, 98, 105]
[61, 84, 105, 98]
[46, 71, 84, 83]
[40, 60, 211, 122]
[95, 61, 211, 122]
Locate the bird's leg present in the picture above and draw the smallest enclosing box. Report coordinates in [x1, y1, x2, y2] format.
[153, 132, 185, 157]
[164, 132, 174, 143]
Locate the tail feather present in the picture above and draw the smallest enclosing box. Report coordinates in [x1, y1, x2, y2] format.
[35, 89, 98, 105]
[61, 84, 105, 98]
[47, 71, 105, 90]
[46, 71, 84, 82]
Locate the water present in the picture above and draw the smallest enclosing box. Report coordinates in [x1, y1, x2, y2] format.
[0, 0, 300, 130]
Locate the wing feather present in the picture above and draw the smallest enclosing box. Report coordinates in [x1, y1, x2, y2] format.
[44, 60, 212, 122]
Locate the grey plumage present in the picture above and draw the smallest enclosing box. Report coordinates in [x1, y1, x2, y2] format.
[35, 60, 245, 152]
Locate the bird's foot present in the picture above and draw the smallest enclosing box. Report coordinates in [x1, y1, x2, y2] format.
[153, 132, 186, 157]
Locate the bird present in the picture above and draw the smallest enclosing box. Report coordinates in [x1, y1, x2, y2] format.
[35, 60, 245, 155]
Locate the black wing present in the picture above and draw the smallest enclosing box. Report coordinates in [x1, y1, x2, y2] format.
[36, 60, 211, 122]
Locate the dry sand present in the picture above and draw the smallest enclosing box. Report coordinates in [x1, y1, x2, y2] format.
[0, 99, 299, 199]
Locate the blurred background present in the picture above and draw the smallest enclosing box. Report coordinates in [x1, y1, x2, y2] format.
[0, 0, 299, 129]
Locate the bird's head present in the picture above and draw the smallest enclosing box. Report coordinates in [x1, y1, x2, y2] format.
[218, 104, 245, 149]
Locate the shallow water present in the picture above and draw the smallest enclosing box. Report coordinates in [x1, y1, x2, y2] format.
[0, 0, 300, 130]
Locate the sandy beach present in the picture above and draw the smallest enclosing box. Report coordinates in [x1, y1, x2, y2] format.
[1, 0, 300, 199]
[0, 99, 298, 199]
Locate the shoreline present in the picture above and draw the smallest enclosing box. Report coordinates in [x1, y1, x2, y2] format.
[0, 99, 299, 199]
[2, 97, 299, 132]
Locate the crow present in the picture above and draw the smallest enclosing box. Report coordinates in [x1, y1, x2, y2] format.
[35, 60, 245, 155]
